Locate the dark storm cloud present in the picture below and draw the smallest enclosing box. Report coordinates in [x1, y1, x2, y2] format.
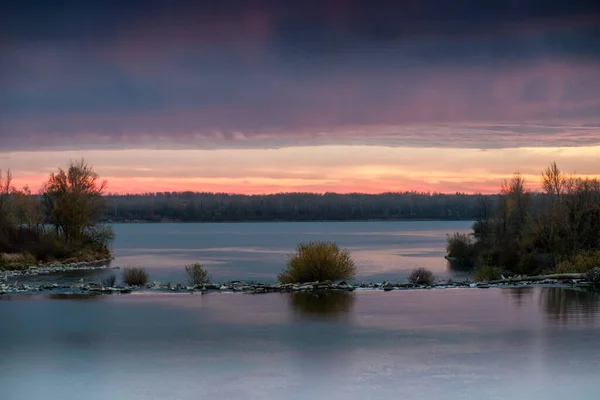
[3, 0, 600, 44]
[1, 0, 600, 151]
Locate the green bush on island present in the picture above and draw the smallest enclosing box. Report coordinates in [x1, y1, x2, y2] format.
[472, 265, 502, 282]
[408, 267, 434, 285]
[278, 241, 356, 284]
[0, 160, 113, 269]
[184, 262, 210, 285]
[123, 267, 149, 286]
[446, 162, 600, 276]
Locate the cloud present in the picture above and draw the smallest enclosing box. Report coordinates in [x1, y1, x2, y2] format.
[1, 1, 599, 151]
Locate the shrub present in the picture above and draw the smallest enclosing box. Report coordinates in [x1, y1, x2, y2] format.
[555, 250, 600, 274]
[570, 250, 600, 272]
[82, 226, 115, 249]
[516, 251, 555, 275]
[408, 267, 434, 285]
[446, 232, 475, 267]
[472, 265, 502, 282]
[123, 267, 148, 286]
[184, 263, 209, 285]
[102, 273, 116, 287]
[278, 241, 356, 284]
[29, 236, 72, 262]
[554, 260, 578, 274]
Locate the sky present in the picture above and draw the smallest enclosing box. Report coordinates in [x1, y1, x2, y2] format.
[1, 0, 599, 194]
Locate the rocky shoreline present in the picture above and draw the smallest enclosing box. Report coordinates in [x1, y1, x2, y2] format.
[1, 258, 115, 279]
[1, 274, 598, 296]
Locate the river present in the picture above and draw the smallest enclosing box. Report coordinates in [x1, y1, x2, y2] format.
[1, 221, 599, 399]
[110, 220, 473, 284]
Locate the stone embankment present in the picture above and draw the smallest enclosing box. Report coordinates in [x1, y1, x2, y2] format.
[2, 270, 599, 295]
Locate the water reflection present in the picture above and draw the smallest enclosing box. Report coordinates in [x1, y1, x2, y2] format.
[504, 287, 535, 308]
[540, 287, 600, 324]
[2, 288, 600, 399]
[109, 221, 472, 283]
[288, 291, 356, 319]
[46, 293, 102, 301]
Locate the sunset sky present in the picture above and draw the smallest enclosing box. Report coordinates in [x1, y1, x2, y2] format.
[1, 0, 599, 194]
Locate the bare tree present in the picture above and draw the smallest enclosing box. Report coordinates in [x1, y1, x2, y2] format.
[43, 159, 107, 243]
[0, 169, 14, 227]
[500, 172, 531, 238]
[542, 161, 568, 203]
[12, 186, 45, 234]
[473, 193, 492, 241]
[564, 178, 600, 252]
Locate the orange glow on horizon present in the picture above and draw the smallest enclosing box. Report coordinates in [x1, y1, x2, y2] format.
[11, 175, 505, 195]
[4, 145, 600, 195]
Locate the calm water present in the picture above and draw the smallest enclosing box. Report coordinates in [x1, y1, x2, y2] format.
[5, 221, 599, 399]
[111, 221, 473, 283]
[41, 221, 471, 285]
[1, 288, 600, 400]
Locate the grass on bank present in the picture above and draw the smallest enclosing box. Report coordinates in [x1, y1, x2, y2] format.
[278, 241, 356, 284]
[408, 267, 434, 285]
[0, 252, 37, 270]
[123, 267, 149, 286]
[184, 263, 210, 285]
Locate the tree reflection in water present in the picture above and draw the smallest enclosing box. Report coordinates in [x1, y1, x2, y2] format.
[288, 291, 356, 319]
[540, 287, 600, 324]
[504, 287, 535, 308]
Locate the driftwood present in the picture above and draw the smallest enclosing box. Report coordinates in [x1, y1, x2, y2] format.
[489, 273, 583, 285]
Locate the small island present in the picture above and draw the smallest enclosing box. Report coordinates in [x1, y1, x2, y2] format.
[445, 162, 600, 285]
[0, 160, 113, 271]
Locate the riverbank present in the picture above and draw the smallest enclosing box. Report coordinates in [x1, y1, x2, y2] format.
[0, 257, 114, 279]
[1, 273, 597, 296]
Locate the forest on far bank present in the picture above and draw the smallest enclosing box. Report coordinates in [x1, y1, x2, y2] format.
[102, 191, 537, 223]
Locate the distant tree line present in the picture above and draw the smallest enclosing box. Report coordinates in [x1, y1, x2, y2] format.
[100, 192, 499, 222]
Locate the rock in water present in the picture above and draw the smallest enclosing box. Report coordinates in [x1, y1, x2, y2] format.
[584, 267, 600, 286]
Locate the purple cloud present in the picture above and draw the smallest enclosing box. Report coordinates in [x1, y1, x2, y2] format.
[1, 0, 599, 151]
